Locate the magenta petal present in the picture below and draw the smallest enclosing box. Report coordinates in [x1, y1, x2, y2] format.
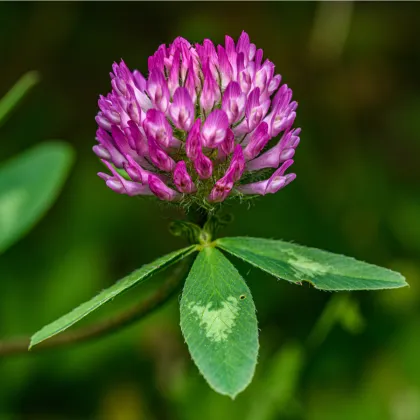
[270, 105, 296, 137]
[243, 121, 270, 161]
[111, 77, 127, 96]
[236, 52, 245, 75]
[149, 44, 166, 74]
[147, 137, 175, 172]
[93, 144, 111, 160]
[124, 121, 148, 156]
[287, 128, 301, 148]
[227, 144, 245, 182]
[238, 66, 253, 94]
[185, 59, 198, 103]
[148, 174, 180, 201]
[125, 77, 152, 112]
[144, 109, 179, 149]
[237, 159, 295, 195]
[169, 87, 195, 131]
[173, 161, 196, 193]
[127, 102, 141, 125]
[246, 88, 268, 131]
[222, 81, 246, 124]
[168, 49, 181, 96]
[279, 148, 296, 161]
[96, 128, 125, 168]
[246, 88, 260, 115]
[208, 161, 236, 203]
[217, 45, 233, 89]
[264, 87, 296, 137]
[132, 70, 147, 92]
[225, 35, 237, 77]
[219, 128, 235, 157]
[249, 43, 256, 61]
[236, 31, 251, 59]
[124, 155, 151, 184]
[246, 128, 301, 171]
[208, 144, 244, 202]
[95, 114, 112, 132]
[100, 160, 152, 196]
[268, 74, 282, 95]
[271, 84, 291, 108]
[98, 97, 120, 125]
[266, 170, 296, 194]
[200, 64, 220, 113]
[200, 39, 218, 77]
[193, 151, 213, 179]
[201, 109, 229, 148]
[111, 125, 134, 158]
[147, 69, 170, 113]
[208, 177, 234, 203]
[186, 119, 202, 160]
[104, 177, 150, 196]
[255, 60, 274, 92]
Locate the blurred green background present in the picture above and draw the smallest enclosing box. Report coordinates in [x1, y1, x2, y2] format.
[0, 2, 419, 419]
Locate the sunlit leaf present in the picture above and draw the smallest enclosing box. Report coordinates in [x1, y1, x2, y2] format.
[30, 245, 197, 349]
[180, 247, 259, 398]
[0, 142, 74, 254]
[217, 237, 407, 291]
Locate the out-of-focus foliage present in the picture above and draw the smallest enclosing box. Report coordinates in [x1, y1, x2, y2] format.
[0, 2, 419, 419]
[0, 72, 39, 127]
[0, 142, 74, 254]
[0, 72, 74, 255]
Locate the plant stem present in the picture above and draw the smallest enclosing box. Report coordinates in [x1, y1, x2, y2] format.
[0, 258, 191, 358]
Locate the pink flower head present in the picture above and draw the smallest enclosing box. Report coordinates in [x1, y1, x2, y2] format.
[94, 31, 300, 204]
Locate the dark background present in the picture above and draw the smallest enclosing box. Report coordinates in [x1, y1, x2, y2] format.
[0, 2, 419, 419]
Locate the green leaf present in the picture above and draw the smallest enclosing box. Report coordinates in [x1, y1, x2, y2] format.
[0, 142, 74, 254]
[217, 237, 407, 291]
[0, 71, 40, 126]
[180, 247, 259, 398]
[30, 246, 197, 349]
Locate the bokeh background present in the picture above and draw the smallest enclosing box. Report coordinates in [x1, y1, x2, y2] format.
[1, 2, 419, 419]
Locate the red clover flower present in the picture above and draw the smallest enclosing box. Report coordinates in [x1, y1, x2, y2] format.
[94, 31, 300, 208]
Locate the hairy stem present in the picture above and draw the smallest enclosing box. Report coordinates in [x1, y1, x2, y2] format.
[0, 259, 191, 358]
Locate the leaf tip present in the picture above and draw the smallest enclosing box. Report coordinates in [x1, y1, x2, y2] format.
[28, 338, 36, 351]
[28, 331, 45, 351]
